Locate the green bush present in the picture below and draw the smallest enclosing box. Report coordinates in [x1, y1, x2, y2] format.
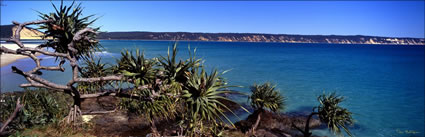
[181, 68, 240, 136]
[0, 88, 71, 133]
[78, 57, 114, 94]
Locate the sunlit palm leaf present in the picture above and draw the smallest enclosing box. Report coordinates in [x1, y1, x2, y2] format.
[77, 57, 113, 94]
[115, 49, 156, 86]
[158, 43, 202, 84]
[37, 0, 100, 60]
[249, 82, 285, 112]
[182, 68, 240, 136]
[317, 92, 354, 137]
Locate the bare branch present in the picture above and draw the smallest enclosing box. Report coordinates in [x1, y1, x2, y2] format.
[79, 85, 179, 102]
[20, 83, 50, 88]
[20, 78, 55, 89]
[1, 47, 66, 76]
[0, 47, 33, 58]
[6, 19, 130, 114]
[11, 20, 52, 48]
[0, 98, 24, 134]
[5, 23, 121, 92]
[12, 66, 69, 90]
[75, 75, 123, 83]
[73, 28, 96, 41]
[0, 47, 17, 54]
[67, 28, 96, 54]
[28, 58, 66, 74]
[17, 47, 68, 57]
[79, 92, 157, 101]
[4, 9, 135, 126]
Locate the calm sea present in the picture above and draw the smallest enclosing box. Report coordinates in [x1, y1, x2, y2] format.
[1, 40, 424, 137]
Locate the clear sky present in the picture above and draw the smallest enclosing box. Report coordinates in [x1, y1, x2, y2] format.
[1, 1, 424, 38]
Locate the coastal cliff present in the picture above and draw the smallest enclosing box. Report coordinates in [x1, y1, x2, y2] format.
[2, 25, 424, 45]
[1, 25, 47, 40]
[98, 32, 425, 45]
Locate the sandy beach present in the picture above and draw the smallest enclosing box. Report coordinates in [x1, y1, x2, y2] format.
[1, 43, 41, 67]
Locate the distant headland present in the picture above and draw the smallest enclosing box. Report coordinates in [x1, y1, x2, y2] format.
[1, 25, 424, 45]
[97, 31, 424, 45]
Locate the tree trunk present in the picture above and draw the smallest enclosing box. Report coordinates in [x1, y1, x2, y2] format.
[64, 87, 83, 126]
[303, 112, 318, 137]
[150, 119, 160, 137]
[0, 98, 23, 134]
[246, 110, 262, 137]
[252, 112, 261, 133]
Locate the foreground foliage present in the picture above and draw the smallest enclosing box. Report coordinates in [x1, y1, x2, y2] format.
[0, 0, 111, 130]
[117, 48, 175, 137]
[0, 89, 71, 133]
[317, 93, 354, 136]
[117, 45, 243, 137]
[115, 49, 157, 87]
[249, 82, 285, 112]
[77, 57, 113, 94]
[181, 68, 240, 136]
[293, 92, 354, 137]
[37, 0, 100, 60]
[247, 82, 285, 135]
[159, 43, 202, 84]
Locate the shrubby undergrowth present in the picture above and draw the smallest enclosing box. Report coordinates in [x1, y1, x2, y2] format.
[0, 88, 71, 132]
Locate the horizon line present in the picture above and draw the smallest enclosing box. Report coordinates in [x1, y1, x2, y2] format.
[1, 24, 424, 39]
[100, 30, 425, 39]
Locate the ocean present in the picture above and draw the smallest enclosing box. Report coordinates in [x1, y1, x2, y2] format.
[1, 40, 424, 137]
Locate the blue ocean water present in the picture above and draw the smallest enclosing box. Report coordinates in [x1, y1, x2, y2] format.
[1, 40, 424, 137]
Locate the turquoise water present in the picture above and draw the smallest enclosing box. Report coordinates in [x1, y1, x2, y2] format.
[1, 40, 424, 137]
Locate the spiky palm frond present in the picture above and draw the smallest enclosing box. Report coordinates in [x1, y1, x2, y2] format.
[115, 49, 157, 87]
[249, 82, 285, 112]
[181, 68, 239, 136]
[37, 1, 100, 60]
[77, 57, 113, 94]
[317, 92, 354, 137]
[158, 43, 202, 84]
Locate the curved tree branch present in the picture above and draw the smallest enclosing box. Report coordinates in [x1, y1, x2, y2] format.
[12, 66, 69, 90]
[0, 98, 23, 134]
[75, 75, 123, 83]
[10, 20, 52, 48]
[6, 20, 124, 94]
[17, 47, 68, 57]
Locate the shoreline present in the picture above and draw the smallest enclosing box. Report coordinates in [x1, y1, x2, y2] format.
[0, 43, 41, 67]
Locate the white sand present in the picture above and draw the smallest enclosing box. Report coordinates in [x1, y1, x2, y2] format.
[1, 43, 41, 67]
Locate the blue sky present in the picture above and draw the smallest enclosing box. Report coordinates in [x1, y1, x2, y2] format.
[1, 1, 424, 38]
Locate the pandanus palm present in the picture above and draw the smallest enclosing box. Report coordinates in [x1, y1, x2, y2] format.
[37, 1, 100, 60]
[181, 68, 240, 136]
[116, 49, 156, 87]
[293, 92, 354, 137]
[247, 82, 285, 135]
[116, 49, 176, 137]
[77, 57, 112, 94]
[158, 43, 202, 85]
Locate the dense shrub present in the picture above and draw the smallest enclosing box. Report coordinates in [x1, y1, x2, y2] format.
[0, 88, 71, 132]
[78, 57, 114, 94]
